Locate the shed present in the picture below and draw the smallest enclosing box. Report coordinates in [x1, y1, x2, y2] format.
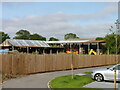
[0, 39, 50, 53]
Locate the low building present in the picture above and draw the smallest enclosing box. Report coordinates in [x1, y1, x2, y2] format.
[0, 39, 50, 54]
[0, 39, 105, 54]
[46, 40, 105, 54]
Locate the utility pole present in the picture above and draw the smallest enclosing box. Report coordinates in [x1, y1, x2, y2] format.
[115, 19, 120, 63]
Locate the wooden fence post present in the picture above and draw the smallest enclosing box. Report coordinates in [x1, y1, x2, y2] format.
[114, 70, 116, 90]
[71, 53, 74, 80]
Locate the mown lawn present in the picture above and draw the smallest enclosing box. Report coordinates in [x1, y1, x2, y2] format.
[82, 72, 92, 74]
[49, 75, 102, 90]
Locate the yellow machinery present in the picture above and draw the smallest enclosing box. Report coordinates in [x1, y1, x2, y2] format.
[66, 49, 78, 54]
[89, 49, 102, 55]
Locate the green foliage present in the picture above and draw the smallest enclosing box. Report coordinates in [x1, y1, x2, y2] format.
[105, 33, 120, 54]
[64, 33, 79, 40]
[13, 30, 30, 39]
[50, 44, 58, 47]
[32, 51, 39, 54]
[30, 33, 46, 41]
[95, 37, 104, 40]
[49, 37, 59, 41]
[0, 32, 10, 43]
[82, 72, 92, 74]
[13, 30, 46, 41]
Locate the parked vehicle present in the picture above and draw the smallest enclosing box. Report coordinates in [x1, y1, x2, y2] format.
[92, 64, 120, 81]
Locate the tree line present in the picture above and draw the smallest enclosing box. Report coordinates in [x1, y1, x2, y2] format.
[0, 30, 59, 42]
[0, 30, 79, 42]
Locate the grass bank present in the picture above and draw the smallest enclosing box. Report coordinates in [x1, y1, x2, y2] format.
[82, 72, 92, 74]
[49, 75, 101, 90]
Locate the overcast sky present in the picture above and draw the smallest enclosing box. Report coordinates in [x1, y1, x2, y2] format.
[1, 2, 118, 40]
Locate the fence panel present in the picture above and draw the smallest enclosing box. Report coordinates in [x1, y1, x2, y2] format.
[2, 55, 12, 74]
[11, 54, 19, 74]
[0, 54, 119, 75]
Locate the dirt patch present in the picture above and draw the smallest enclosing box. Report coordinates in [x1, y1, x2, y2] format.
[2, 74, 25, 82]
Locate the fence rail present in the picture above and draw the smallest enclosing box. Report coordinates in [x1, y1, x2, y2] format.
[0, 54, 119, 75]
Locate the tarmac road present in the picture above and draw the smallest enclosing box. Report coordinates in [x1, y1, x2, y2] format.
[2, 65, 115, 89]
[84, 81, 120, 90]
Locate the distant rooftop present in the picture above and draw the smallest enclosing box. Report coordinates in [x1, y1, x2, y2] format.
[0, 39, 105, 47]
[0, 39, 50, 47]
[85, 40, 105, 43]
[66, 38, 95, 41]
[46, 40, 90, 44]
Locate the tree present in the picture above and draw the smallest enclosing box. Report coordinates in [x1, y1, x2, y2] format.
[105, 33, 120, 54]
[30, 33, 46, 41]
[13, 30, 47, 41]
[49, 37, 59, 41]
[0, 32, 10, 43]
[13, 30, 30, 40]
[64, 33, 79, 40]
[95, 37, 104, 40]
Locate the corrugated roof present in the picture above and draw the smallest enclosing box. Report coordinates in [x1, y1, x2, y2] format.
[85, 40, 105, 43]
[6, 39, 50, 47]
[46, 40, 89, 44]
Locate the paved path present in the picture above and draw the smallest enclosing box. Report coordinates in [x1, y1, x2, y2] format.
[84, 81, 120, 90]
[2, 65, 113, 88]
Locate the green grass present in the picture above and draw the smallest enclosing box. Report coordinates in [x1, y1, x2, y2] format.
[49, 75, 101, 90]
[82, 72, 92, 74]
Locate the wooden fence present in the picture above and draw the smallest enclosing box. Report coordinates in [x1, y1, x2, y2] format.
[0, 54, 120, 75]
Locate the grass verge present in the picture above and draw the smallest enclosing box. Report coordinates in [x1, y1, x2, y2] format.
[49, 75, 101, 90]
[82, 72, 92, 74]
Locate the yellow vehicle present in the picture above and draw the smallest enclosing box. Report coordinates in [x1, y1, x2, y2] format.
[89, 49, 102, 55]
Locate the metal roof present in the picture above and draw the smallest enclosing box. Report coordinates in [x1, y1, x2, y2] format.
[6, 39, 50, 47]
[1, 39, 105, 47]
[46, 40, 90, 44]
[85, 40, 105, 43]
[46, 40, 105, 44]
